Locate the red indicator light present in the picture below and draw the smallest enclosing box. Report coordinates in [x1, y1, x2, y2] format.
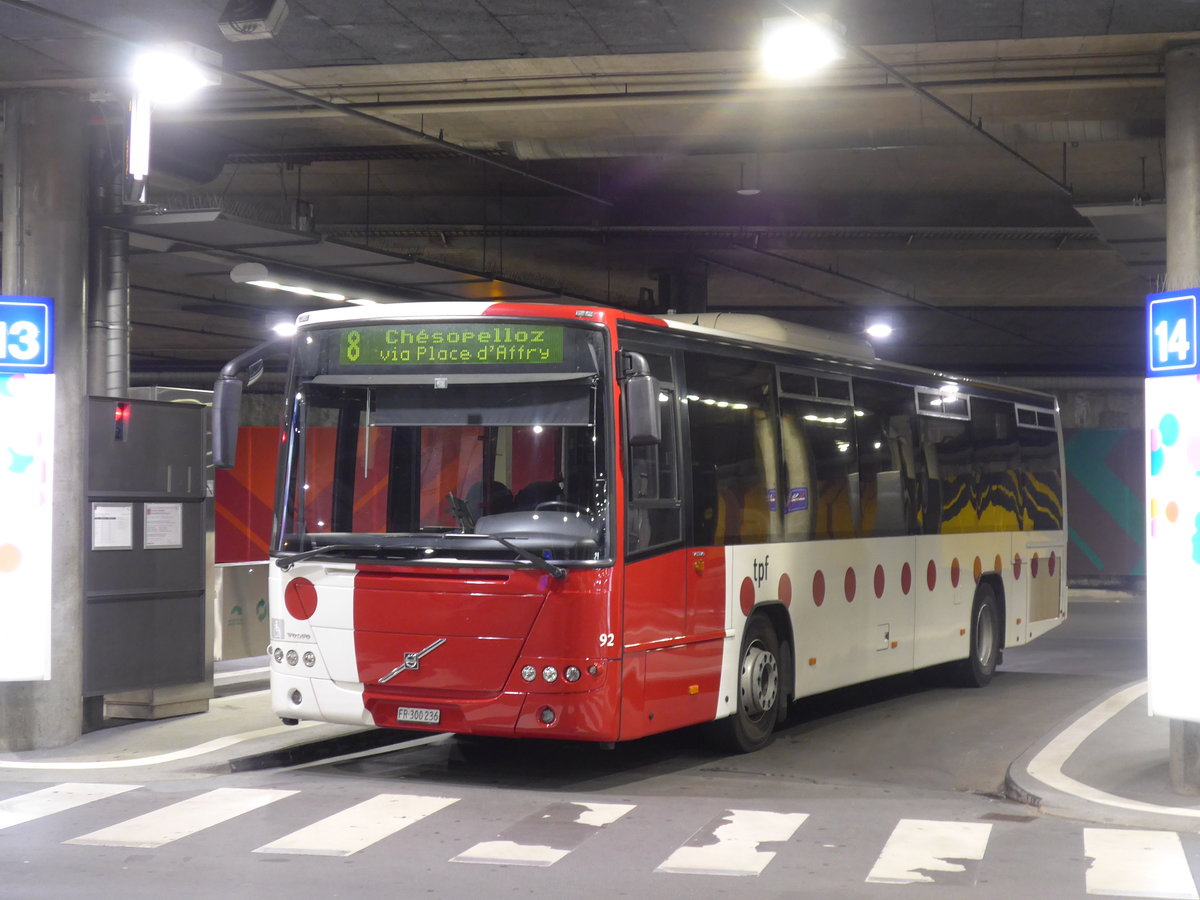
[114, 402, 131, 440]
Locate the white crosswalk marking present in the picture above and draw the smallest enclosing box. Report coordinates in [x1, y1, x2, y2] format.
[65, 787, 296, 848]
[655, 809, 808, 877]
[1084, 828, 1199, 899]
[452, 800, 635, 866]
[865, 818, 993, 885]
[254, 793, 458, 857]
[0, 783, 139, 831]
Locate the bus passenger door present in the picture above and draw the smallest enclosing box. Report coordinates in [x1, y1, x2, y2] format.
[618, 346, 690, 737]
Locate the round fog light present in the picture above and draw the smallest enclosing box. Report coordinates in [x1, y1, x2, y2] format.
[542, 666, 558, 683]
[303, 651, 316, 667]
[273, 648, 284, 663]
[539, 706, 556, 724]
[564, 666, 581, 683]
[521, 665, 537, 682]
[286, 649, 299, 666]
[289, 689, 303, 706]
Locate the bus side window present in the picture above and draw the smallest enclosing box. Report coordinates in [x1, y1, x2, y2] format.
[684, 353, 780, 545]
[780, 397, 857, 540]
[624, 351, 681, 555]
[970, 397, 1021, 532]
[1017, 406, 1063, 530]
[852, 379, 917, 538]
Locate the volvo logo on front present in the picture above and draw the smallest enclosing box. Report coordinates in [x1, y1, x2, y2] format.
[378, 638, 446, 683]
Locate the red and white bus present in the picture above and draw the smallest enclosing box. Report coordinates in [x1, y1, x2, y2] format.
[214, 302, 1066, 751]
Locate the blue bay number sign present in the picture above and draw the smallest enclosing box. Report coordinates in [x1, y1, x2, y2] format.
[1148, 289, 1199, 377]
[0, 296, 54, 375]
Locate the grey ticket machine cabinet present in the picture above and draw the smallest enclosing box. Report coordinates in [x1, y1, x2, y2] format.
[84, 396, 211, 721]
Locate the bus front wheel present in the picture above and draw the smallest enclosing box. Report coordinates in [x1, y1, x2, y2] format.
[708, 615, 781, 753]
[954, 582, 1000, 688]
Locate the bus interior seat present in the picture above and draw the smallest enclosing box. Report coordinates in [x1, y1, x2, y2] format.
[514, 479, 564, 509]
[466, 480, 514, 519]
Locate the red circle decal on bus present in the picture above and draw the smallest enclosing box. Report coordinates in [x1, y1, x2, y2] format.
[1048, 551, 1056, 577]
[844, 567, 856, 603]
[739, 577, 755, 616]
[284, 577, 318, 620]
[1013, 554, 1022, 580]
[812, 570, 825, 607]
[950, 558, 961, 588]
[778, 573, 792, 608]
[994, 554, 1003, 575]
[973, 556, 983, 584]
[901, 563, 912, 595]
[874, 565, 885, 599]
[927, 559, 937, 592]
[1031, 553, 1040, 578]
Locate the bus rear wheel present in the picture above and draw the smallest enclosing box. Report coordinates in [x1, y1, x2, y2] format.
[708, 615, 781, 753]
[954, 582, 1000, 687]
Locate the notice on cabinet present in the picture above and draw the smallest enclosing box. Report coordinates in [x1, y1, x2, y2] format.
[92, 503, 133, 551]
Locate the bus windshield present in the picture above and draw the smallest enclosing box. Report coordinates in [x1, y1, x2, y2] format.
[274, 320, 611, 568]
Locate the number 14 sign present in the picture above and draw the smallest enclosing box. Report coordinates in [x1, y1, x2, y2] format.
[0, 297, 54, 375]
[1148, 290, 1199, 377]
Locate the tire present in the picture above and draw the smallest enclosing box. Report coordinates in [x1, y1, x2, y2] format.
[953, 582, 1000, 687]
[708, 615, 782, 753]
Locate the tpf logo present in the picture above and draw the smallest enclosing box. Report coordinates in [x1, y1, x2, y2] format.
[752, 555, 770, 588]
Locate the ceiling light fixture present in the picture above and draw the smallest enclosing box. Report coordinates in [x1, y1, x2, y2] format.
[865, 321, 894, 339]
[737, 160, 761, 196]
[231, 261, 388, 305]
[129, 43, 221, 105]
[761, 14, 845, 80]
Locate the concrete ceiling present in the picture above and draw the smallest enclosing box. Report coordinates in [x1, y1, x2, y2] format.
[0, 0, 1194, 382]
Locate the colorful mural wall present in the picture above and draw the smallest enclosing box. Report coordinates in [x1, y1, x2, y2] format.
[1063, 428, 1144, 582]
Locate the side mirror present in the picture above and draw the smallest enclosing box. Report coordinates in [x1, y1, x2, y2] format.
[211, 334, 291, 469]
[621, 351, 661, 447]
[211, 375, 243, 469]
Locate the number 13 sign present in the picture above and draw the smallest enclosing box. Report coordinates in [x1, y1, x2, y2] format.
[1148, 290, 1198, 377]
[0, 297, 54, 375]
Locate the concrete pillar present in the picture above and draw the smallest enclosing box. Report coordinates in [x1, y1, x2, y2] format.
[1164, 45, 1200, 793]
[0, 90, 89, 750]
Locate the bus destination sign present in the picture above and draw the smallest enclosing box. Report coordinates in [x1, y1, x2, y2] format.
[339, 323, 565, 366]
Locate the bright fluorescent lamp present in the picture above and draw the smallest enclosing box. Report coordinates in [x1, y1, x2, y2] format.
[130, 43, 221, 105]
[761, 15, 844, 80]
[272, 321, 298, 337]
[232, 262, 364, 303]
[865, 321, 893, 339]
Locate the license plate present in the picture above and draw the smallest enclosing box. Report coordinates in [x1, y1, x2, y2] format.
[396, 706, 440, 725]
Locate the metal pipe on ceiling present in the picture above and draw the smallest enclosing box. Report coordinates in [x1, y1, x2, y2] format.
[159, 73, 1164, 124]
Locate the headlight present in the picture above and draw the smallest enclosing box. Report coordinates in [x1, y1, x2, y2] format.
[273, 648, 284, 663]
[564, 666, 581, 683]
[303, 651, 316, 667]
[286, 650, 299, 666]
[542, 666, 558, 683]
[521, 665, 537, 682]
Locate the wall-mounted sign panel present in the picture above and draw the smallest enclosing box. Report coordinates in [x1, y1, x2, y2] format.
[1146, 288, 1200, 721]
[0, 295, 55, 680]
[1147, 289, 1199, 377]
[0, 296, 54, 375]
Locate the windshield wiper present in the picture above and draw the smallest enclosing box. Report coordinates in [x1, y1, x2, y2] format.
[443, 532, 566, 579]
[274, 543, 382, 571]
